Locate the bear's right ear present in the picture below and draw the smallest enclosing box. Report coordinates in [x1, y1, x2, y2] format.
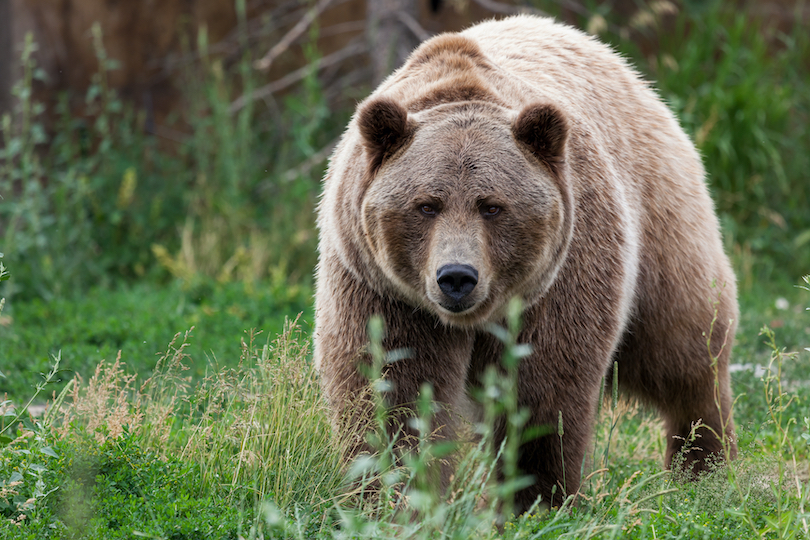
[357, 97, 413, 173]
[513, 103, 568, 174]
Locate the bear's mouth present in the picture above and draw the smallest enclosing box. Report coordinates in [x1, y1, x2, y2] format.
[440, 300, 475, 314]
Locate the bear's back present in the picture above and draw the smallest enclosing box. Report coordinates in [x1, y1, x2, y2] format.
[462, 15, 643, 111]
[462, 16, 701, 184]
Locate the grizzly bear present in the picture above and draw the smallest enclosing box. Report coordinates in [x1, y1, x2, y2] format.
[314, 15, 738, 511]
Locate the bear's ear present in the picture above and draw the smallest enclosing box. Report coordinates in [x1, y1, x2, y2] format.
[357, 97, 413, 172]
[513, 103, 568, 171]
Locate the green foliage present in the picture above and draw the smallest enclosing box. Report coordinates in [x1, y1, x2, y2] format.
[2, 318, 343, 539]
[1, 278, 809, 538]
[0, 356, 65, 445]
[0, 424, 64, 535]
[0, 279, 312, 402]
[56, 430, 243, 540]
[0, 23, 349, 303]
[0, 29, 187, 302]
[161, 26, 340, 290]
[0, 253, 9, 283]
[0, 424, 245, 539]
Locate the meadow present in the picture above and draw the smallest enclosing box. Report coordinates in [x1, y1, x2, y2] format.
[1, 1, 809, 538]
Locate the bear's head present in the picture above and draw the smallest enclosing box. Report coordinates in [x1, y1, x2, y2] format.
[357, 97, 573, 327]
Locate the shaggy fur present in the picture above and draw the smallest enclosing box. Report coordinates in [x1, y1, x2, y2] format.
[315, 15, 738, 512]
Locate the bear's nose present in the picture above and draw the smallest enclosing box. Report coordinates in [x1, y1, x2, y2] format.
[436, 264, 479, 303]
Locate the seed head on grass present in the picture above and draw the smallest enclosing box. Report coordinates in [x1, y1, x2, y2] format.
[57, 352, 142, 444]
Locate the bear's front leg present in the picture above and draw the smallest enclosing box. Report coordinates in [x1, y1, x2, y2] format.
[510, 294, 622, 512]
[511, 379, 598, 511]
[468, 324, 609, 513]
[315, 261, 475, 492]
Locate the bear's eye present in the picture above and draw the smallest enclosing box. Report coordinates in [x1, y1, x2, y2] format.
[481, 205, 501, 218]
[420, 204, 437, 216]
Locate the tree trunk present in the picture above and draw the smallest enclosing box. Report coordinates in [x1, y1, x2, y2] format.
[366, 0, 421, 86]
[0, 0, 12, 116]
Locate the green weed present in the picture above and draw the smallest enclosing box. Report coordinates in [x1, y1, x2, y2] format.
[0, 28, 187, 302]
[0, 21, 347, 304]
[2, 318, 343, 539]
[0, 277, 808, 538]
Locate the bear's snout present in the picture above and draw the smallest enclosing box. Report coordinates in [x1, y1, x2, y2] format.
[436, 264, 479, 311]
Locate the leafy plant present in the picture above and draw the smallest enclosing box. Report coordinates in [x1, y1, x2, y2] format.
[0, 21, 346, 303]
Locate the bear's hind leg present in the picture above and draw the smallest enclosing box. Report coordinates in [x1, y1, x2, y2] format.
[614, 288, 738, 477]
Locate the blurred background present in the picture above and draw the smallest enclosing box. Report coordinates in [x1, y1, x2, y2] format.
[1, 0, 808, 396]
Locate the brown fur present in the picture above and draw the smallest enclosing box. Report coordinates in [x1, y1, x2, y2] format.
[315, 15, 738, 512]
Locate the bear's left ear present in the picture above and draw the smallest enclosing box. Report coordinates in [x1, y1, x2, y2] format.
[513, 103, 568, 171]
[357, 97, 414, 173]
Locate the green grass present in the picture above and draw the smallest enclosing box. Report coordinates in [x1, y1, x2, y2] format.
[0, 279, 312, 402]
[1, 279, 808, 539]
[2, 316, 345, 538]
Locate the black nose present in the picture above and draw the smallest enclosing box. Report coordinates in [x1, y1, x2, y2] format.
[436, 264, 479, 302]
